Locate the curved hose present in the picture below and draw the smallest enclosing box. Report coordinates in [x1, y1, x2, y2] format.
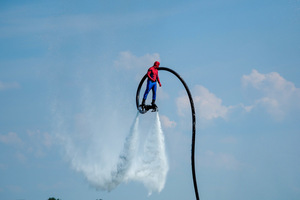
[135, 67, 200, 200]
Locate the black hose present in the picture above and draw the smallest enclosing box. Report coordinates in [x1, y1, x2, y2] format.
[135, 67, 200, 200]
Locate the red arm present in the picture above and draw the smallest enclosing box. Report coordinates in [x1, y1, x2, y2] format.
[157, 74, 161, 87]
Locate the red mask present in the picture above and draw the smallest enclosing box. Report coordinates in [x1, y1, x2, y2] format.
[154, 61, 160, 68]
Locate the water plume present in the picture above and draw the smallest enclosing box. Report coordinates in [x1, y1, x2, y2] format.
[131, 112, 168, 195]
[56, 111, 168, 195]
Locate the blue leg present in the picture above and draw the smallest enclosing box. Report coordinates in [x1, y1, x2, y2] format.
[143, 79, 152, 100]
[152, 82, 157, 100]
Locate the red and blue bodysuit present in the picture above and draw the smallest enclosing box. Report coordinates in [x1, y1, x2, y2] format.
[143, 61, 161, 104]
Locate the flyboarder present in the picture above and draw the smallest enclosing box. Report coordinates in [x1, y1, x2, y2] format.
[140, 61, 162, 112]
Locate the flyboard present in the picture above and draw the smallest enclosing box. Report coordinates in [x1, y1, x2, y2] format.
[138, 104, 158, 114]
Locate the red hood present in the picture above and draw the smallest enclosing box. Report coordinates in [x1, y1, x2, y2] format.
[153, 61, 160, 69]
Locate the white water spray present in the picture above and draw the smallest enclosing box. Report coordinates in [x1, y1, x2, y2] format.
[131, 112, 169, 195]
[108, 112, 140, 190]
[57, 111, 169, 194]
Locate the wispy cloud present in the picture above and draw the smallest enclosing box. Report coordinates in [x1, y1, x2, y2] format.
[0, 81, 20, 91]
[27, 130, 53, 149]
[25, 130, 53, 158]
[114, 51, 160, 70]
[0, 130, 53, 163]
[160, 115, 176, 128]
[176, 70, 300, 121]
[113, 51, 160, 81]
[242, 69, 300, 119]
[0, 132, 23, 146]
[177, 85, 232, 120]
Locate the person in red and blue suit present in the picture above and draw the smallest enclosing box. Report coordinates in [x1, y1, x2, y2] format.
[141, 61, 162, 108]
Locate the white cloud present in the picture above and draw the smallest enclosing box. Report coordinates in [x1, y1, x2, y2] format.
[160, 115, 176, 128]
[240, 103, 255, 112]
[0, 81, 20, 91]
[242, 69, 300, 118]
[1, 130, 53, 161]
[114, 51, 160, 70]
[176, 70, 300, 121]
[177, 85, 231, 120]
[26, 130, 53, 158]
[0, 132, 23, 146]
[27, 130, 53, 148]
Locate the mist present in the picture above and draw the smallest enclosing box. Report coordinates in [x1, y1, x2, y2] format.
[52, 91, 168, 195]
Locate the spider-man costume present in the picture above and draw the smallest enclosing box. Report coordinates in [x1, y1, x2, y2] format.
[142, 61, 161, 107]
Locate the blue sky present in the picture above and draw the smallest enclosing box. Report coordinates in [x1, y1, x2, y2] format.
[1, 0, 300, 200]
